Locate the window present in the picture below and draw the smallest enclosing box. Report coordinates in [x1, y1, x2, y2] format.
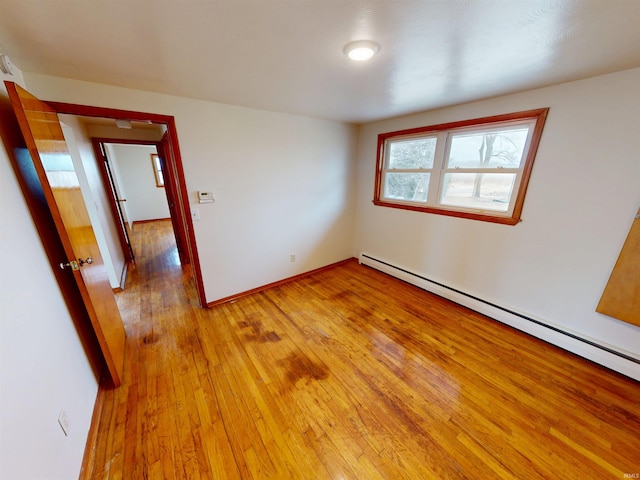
[151, 153, 164, 187]
[374, 108, 548, 225]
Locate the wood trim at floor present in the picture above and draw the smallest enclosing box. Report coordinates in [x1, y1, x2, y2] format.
[79, 378, 109, 480]
[131, 218, 171, 225]
[207, 258, 358, 308]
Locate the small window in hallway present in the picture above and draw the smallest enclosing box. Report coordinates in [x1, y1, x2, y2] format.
[151, 153, 164, 187]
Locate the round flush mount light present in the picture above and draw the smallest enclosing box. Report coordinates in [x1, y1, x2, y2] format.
[343, 40, 380, 61]
[0, 54, 15, 75]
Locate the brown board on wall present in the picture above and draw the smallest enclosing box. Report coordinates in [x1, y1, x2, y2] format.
[597, 208, 640, 327]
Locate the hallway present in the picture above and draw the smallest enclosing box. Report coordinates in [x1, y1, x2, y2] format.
[83, 220, 640, 479]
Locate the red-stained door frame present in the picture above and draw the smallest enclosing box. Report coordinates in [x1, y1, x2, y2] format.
[92, 136, 191, 268]
[49, 101, 207, 308]
[91, 137, 153, 264]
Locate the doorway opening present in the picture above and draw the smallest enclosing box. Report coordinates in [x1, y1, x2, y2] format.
[96, 140, 178, 268]
[52, 102, 207, 307]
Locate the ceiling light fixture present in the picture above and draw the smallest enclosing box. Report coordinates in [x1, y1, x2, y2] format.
[343, 40, 379, 62]
[0, 54, 14, 75]
[115, 119, 132, 129]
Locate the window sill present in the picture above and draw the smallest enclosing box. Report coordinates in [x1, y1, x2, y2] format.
[372, 199, 521, 225]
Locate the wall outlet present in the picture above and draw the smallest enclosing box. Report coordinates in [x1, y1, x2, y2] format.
[191, 208, 200, 221]
[290, 254, 296, 262]
[58, 409, 70, 436]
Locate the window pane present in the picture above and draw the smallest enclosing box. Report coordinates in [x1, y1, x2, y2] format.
[388, 137, 436, 169]
[384, 172, 429, 201]
[447, 127, 529, 169]
[440, 173, 516, 212]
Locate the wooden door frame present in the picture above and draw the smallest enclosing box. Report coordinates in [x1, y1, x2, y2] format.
[92, 136, 192, 268]
[91, 137, 152, 263]
[157, 131, 191, 266]
[48, 101, 207, 308]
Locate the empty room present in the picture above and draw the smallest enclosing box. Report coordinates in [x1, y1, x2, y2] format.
[0, 1, 639, 479]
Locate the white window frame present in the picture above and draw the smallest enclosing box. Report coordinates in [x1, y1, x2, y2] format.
[151, 153, 164, 188]
[374, 108, 548, 225]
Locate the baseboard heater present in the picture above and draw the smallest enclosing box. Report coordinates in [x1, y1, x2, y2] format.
[359, 253, 639, 381]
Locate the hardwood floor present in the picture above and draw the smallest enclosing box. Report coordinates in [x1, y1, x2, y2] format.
[84, 219, 640, 479]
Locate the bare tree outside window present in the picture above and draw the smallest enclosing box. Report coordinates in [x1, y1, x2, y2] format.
[375, 108, 548, 225]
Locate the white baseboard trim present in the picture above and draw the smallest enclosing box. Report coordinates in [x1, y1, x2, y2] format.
[359, 253, 640, 381]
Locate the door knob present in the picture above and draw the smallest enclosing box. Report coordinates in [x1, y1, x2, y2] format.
[60, 257, 93, 270]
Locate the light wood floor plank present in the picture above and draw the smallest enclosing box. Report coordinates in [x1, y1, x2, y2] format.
[84, 219, 640, 479]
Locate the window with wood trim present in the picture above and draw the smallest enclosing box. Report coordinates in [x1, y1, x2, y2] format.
[374, 108, 548, 225]
[151, 153, 164, 187]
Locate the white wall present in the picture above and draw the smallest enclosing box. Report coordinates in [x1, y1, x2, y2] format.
[104, 144, 133, 230]
[108, 143, 169, 223]
[24, 73, 358, 303]
[354, 68, 640, 370]
[0, 70, 98, 480]
[60, 117, 127, 289]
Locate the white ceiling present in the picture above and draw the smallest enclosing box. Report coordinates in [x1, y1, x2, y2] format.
[0, 0, 638, 124]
